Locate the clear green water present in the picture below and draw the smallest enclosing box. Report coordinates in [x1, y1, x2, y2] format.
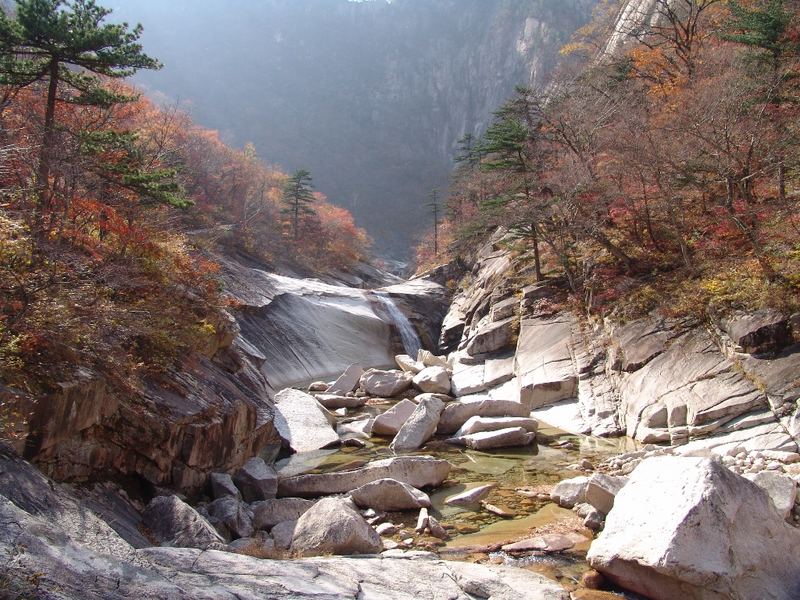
[275, 398, 639, 591]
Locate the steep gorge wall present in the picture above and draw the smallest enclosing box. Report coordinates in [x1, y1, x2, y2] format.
[114, 0, 597, 256]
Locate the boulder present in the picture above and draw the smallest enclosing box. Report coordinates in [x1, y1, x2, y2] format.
[209, 472, 240, 500]
[327, 364, 365, 395]
[448, 427, 535, 450]
[550, 476, 589, 509]
[502, 534, 575, 553]
[720, 309, 791, 354]
[142, 496, 224, 549]
[465, 318, 515, 356]
[395, 354, 424, 373]
[484, 356, 516, 388]
[350, 478, 431, 511]
[359, 369, 413, 397]
[307, 381, 329, 392]
[427, 515, 447, 539]
[588, 456, 800, 600]
[744, 471, 797, 521]
[390, 395, 445, 452]
[206, 497, 254, 540]
[274, 388, 340, 453]
[278, 456, 451, 497]
[450, 364, 487, 396]
[290, 497, 382, 557]
[585, 474, 628, 515]
[417, 349, 449, 368]
[337, 417, 373, 439]
[437, 399, 531, 435]
[444, 484, 495, 506]
[412, 366, 451, 395]
[455, 416, 538, 437]
[251, 498, 314, 530]
[233, 457, 278, 502]
[270, 519, 297, 550]
[372, 399, 417, 437]
[313, 394, 367, 410]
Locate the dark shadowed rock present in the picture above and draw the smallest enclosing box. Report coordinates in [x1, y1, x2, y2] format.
[142, 496, 224, 549]
[233, 457, 278, 502]
[209, 472, 240, 500]
[251, 498, 314, 530]
[206, 497, 254, 540]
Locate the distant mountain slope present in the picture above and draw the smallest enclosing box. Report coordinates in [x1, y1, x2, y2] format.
[111, 0, 597, 257]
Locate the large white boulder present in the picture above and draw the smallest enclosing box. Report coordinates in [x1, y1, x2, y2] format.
[278, 456, 451, 497]
[447, 427, 535, 450]
[290, 497, 381, 557]
[390, 395, 445, 452]
[455, 416, 538, 437]
[349, 478, 431, 511]
[274, 389, 340, 453]
[371, 399, 417, 436]
[359, 369, 413, 397]
[588, 456, 800, 600]
[437, 399, 531, 434]
[412, 366, 451, 395]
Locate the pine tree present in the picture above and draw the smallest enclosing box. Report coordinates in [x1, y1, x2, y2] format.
[0, 0, 161, 236]
[427, 188, 440, 256]
[281, 169, 316, 241]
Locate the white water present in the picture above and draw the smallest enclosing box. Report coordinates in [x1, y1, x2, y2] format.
[374, 291, 422, 357]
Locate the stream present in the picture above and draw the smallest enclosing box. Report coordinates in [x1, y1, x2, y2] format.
[273, 395, 638, 590]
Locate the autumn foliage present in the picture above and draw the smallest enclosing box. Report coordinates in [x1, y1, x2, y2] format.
[419, 0, 800, 320]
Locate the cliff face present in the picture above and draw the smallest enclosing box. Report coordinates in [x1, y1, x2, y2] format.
[113, 0, 597, 256]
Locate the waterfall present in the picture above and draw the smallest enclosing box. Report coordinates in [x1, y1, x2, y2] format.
[374, 291, 422, 357]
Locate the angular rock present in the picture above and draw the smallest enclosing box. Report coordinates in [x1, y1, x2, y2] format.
[427, 515, 447, 539]
[450, 363, 487, 396]
[502, 534, 575, 553]
[491, 296, 518, 322]
[350, 478, 431, 511]
[274, 388, 340, 453]
[233, 457, 278, 502]
[550, 476, 589, 509]
[585, 474, 627, 515]
[455, 416, 538, 437]
[412, 366, 451, 395]
[372, 399, 417, 437]
[327, 364, 365, 395]
[375, 522, 399, 536]
[744, 471, 798, 521]
[251, 498, 314, 530]
[484, 356, 516, 388]
[516, 317, 578, 409]
[721, 309, 790, 354]
[307, 381, 329, 393]
[415, 507, 429, 532]
[359, 369, 413, 397]
[209, 472, 240, 500]
[588, 456, 800, 600]
[390, 395, 445, 452]
[337, 417, 373, 439]
[448, 427, 535, 450]
[142, 496, 224, 549]
[444, 484, 495, 506]
[466, 318, 515, 356]
[313, 394, 367, 410]
[417, 349, 449, 368]
[395, 354, 424, 373]
[278, 456, 451, 497]
[270, 519, 297, 550]
[437, 399, 531, 435]
[290, 497, 382, 556]
[206, 497, 254, 540]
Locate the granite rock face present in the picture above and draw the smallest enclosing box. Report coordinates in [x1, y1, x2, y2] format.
[588, 457, 800, 600]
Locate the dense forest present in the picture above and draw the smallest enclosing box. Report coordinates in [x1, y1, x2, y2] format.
[419, 0, 800, 320]
[0, 0, 370, 417]
[110, 0, 597, 256]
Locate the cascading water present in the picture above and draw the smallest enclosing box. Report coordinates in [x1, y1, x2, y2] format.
[374, 291, 422, 357]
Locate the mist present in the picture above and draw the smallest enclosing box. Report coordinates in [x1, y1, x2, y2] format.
[109, 0, 595, 259]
